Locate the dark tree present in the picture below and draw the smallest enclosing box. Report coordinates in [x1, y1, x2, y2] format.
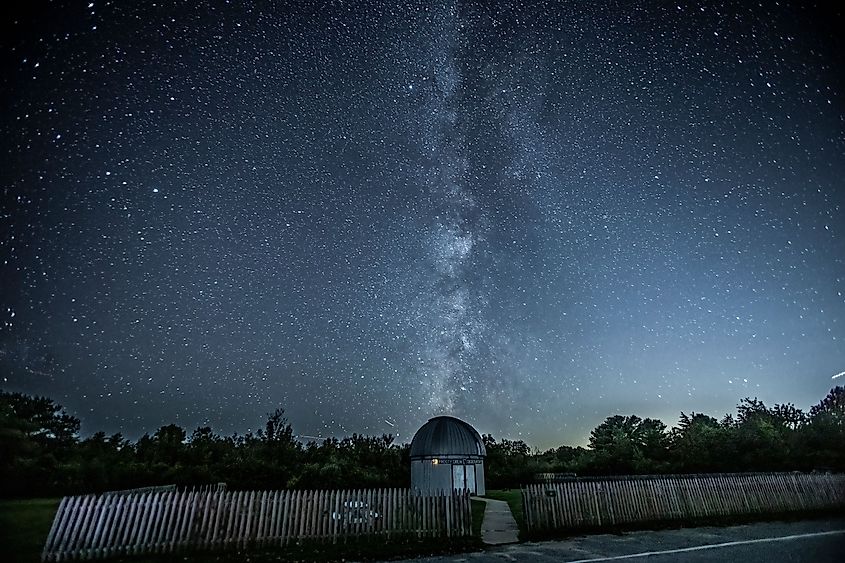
[800, 386, 845, 470]
[0, 391, 80, 447]
[587, 415, 670, 474]
[0, 391, 81, 496]
[670, 412, 727, 472]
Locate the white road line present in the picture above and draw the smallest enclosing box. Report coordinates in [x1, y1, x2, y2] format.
[562, 530, 845, 563]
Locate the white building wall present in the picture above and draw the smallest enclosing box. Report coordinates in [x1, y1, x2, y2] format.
[411, 459, 485, 495]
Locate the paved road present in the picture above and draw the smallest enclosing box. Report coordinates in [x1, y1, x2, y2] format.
[393, 518, 845, 563]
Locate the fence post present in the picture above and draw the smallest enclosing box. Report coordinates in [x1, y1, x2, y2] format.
[52, 496, 78, 562]
[41, 496, 69, 562]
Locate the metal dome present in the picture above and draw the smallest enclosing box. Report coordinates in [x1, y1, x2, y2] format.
[409, 415, 486, 458]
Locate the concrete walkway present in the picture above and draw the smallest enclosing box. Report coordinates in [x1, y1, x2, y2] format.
[476, 497, 519, 545]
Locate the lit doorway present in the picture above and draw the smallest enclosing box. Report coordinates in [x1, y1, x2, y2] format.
[452, 464, 477, 493]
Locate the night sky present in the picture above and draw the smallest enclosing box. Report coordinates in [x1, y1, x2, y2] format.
[2, 1, 843, 448]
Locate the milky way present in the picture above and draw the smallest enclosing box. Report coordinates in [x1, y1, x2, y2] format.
[1, 1, 843, 447]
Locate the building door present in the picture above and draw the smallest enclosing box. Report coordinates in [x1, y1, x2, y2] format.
[465, 464, 476, 493]
[452, 464, 477, 493]
[452, 464, 466, 491]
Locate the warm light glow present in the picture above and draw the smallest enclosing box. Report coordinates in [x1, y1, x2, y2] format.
[432, 458, 439, 465]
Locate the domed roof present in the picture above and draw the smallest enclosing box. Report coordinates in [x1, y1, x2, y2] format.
[410, 415, 486, 458]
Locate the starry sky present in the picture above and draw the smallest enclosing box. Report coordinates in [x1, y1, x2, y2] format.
[1, 0, 843, 448]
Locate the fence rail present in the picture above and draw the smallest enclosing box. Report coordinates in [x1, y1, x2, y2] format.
[42, 488, 472, 561]
[101, 484, 177, 497]
[522, 472, 845, 534]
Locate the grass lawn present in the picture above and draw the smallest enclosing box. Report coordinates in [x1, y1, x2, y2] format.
[0, 498, 61, 563]
[483, 489, 525, 538]
[470, 498, 486, 538]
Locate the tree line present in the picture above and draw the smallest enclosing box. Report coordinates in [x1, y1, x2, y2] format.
[485, 387, 844, 488]
[1, 387, 842, 497]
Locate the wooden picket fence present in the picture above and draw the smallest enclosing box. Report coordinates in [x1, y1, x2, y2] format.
[42, 488, 472, 561]
[522, 472, 845, 534]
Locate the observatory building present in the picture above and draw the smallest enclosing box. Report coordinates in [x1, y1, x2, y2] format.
[410, 415, 486, 495]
